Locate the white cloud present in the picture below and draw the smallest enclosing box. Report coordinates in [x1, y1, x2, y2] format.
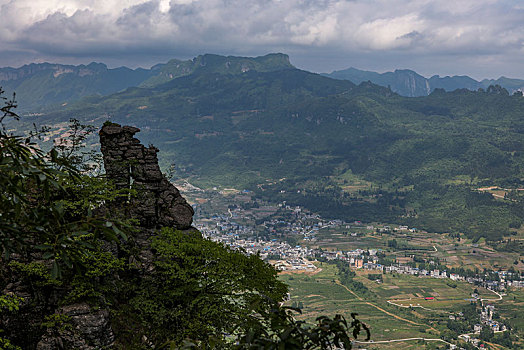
[352, 14, 425, 50]
[0, 0, 522, 78]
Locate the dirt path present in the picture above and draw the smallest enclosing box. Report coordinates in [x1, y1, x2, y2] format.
[481, 288, 503, 302]
[335, 281, 436, 330]
[387, 299, 452, 314]
[335, 280, 363, 300]
[354, 337, 453, 346]
[484, 340, 506, 350]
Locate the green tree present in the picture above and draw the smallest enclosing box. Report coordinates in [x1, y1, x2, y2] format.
[235, 307, 369, 350]
[479, 326, 494, 342]
[0, 90, 127, 278]
[121, 227, 288, 346]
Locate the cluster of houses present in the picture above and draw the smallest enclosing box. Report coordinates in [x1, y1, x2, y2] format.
[199, 219, 319, 271]
[458, 334, 482, 348]
[360, 261, 521, 292]
[195, 196, 523, 291]
[479, 304, 506, 332]
[203, 225, 523, 292]
[202, 233, 318, 272]
[310, 248, 522, 292]
[196, 204, 335, 241]
[199, 216, 522, 292]
[458, 304, 508, 347]
[273, 259, 317, 272]
[197, 198, 394, 244]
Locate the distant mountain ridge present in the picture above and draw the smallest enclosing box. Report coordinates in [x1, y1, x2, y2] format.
[141, 53, 293, 87]
[0, 53, 294, 112]
[0, 62, 155, 112]
[3, 53, 522, 112]
[323, 67, 524, 97]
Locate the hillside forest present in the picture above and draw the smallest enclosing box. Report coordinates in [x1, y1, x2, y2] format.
[16, 54, 523, 243]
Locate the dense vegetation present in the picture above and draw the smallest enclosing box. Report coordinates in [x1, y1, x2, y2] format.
[0, 91, 369, 349]
[14, 55, 524, 241]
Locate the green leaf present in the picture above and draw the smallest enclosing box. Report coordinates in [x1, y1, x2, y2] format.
[112, 225, 127, 241]
[51, 261, 59, 279]
[42, 252, 54, 259]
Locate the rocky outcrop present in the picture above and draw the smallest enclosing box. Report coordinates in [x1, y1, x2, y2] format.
[36, 304, 114, 350]
[2, 281, 115, 350]
[99, 122, 194, 230]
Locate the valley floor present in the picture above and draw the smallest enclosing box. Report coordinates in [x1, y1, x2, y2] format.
[178, 180, 523, 349]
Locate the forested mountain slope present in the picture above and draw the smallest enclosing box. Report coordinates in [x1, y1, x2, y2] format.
[12, 56, 524, 241]
[0, 62, 154, 112]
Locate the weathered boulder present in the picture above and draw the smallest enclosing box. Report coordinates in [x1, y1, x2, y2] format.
[36, 303, 114, 350]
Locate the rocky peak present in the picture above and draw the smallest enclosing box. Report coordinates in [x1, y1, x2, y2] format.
[99, 123, 194, 230]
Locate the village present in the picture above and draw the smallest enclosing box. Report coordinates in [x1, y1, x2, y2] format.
[186, 185, 522, 348]
[195, 199, 523, 291]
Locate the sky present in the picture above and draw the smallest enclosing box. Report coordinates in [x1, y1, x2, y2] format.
[0, 0, 523, 79]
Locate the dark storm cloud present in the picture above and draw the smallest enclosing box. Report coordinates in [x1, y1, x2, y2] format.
[0, 0, 522, 78]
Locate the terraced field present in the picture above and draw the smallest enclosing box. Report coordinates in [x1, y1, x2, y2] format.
[280, 264, 438, 344]
[280, 263, 520, 349]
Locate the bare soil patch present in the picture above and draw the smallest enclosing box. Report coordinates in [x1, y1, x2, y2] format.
[278, 268, 322, 276]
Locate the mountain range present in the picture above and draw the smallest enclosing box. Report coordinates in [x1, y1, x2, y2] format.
[323, 67, 524, 97]
[2, 53, 523, 112]
[3, 53, 523, 242]
[0, 62, 154, 112]
[0, 54, 293, 112]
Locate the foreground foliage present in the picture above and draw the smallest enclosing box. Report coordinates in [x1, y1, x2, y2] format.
[0, 90, 127, 278]
[115, 227, 288, 347]
[0, 90, 368, 349]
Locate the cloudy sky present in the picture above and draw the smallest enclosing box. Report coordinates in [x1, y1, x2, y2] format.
[0, 0, 523, 79]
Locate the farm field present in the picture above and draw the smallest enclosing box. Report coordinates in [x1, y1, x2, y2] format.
[493, 288, 524, 348]
[360, 271, 486, 306]
[280, 264, 440, 346]
[280, 263, 517, 349]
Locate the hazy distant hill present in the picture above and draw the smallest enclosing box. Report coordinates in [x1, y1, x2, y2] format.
[24, 54, 523, 242]
[0, 62, 155, 112]
[5, 53, 522, 112]
[324, 67, 524, 97]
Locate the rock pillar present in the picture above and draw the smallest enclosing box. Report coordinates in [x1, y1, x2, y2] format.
[99, 123, 194, 229]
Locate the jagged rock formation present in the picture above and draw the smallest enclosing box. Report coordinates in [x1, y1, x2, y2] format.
[99, 122, 194, 230]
